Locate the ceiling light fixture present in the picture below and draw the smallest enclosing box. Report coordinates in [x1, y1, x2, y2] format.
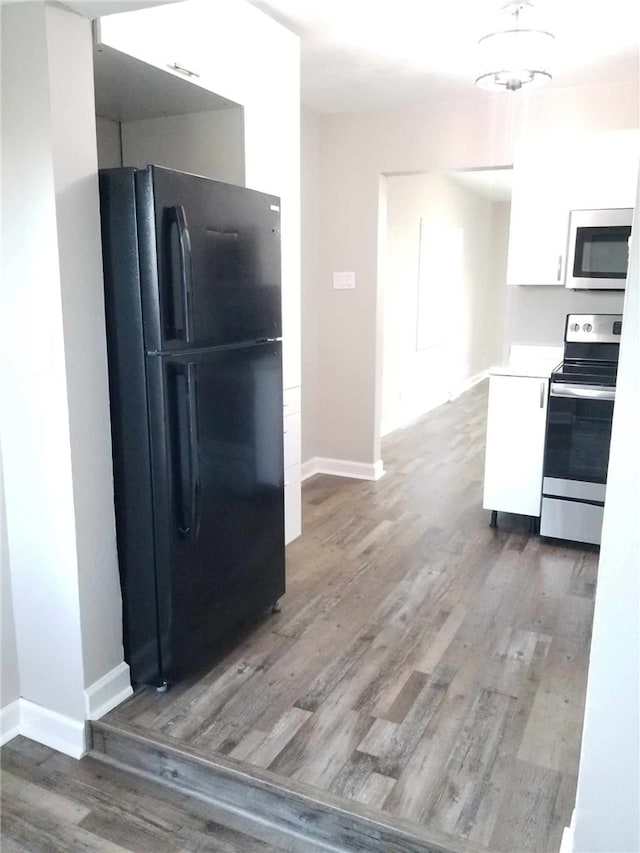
[476, 0, 555, 93]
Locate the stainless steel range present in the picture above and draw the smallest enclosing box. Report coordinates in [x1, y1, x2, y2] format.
[540, 313, 622, 546]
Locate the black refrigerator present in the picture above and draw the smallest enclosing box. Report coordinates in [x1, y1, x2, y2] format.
[99, 165, 285, 689]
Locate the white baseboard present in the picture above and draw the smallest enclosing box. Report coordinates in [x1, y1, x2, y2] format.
[0, 661, 132, 758]
[370, 459, 385, 481]
[0, 698, 85, 756]
[84, 661, 132, 721]
[301, 457, 385, 482]
[381, 372, 488, 438]
[20, 699, 86, 759]
[300, 458, 319, 480]
[559, 809, 576, 853]
[381, 392, 449, 437]
[0, 698, 21, 746]
[449, 369, 489, 401]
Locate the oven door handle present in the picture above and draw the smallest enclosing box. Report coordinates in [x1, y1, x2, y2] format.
[550, 382, 615, 401]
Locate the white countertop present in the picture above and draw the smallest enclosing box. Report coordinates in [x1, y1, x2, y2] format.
[489, 345, 563, 379]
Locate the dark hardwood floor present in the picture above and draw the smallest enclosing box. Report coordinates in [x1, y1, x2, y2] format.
[2, 381, 597, 852]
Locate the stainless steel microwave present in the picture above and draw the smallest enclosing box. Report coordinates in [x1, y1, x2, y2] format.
[566, 208, 633, 290]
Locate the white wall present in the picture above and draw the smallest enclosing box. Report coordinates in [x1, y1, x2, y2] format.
[572, 175, 640, 853]
[46, 4, 126, 694]
[301, 109, 321, 461]
[1, 1, 85, 724]
[1, 449, 20, 714]
[489, 201, 511, 360]
[1, 3, 130, 745]
[121, 107, 245, 185]
[95, 116, 122, 169]
[310, 81, 639, 467]
[382, 173, 509, 435]
[1, 0, 300, 754]
[506, 287, 626, 346]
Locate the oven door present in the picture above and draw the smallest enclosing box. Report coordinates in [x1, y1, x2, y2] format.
[544, 383, 615, 484]
[541, 383, 615, 544]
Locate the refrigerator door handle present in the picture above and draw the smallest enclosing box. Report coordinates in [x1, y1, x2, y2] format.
[164, 205, 194, 344]
[186, 362, 201, 541]
[174, 363, 201, 541]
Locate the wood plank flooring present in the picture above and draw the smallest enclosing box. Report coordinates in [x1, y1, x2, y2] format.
[105, 380, 598, 853]
[0, 735, 289, 852]
[90, 719, 492, 853]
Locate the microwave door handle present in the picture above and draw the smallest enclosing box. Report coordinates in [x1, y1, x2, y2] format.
[550, 383, 615, 401]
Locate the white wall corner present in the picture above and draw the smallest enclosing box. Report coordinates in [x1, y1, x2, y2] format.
[19, 699, 86, 759]
[302, 456, 386, 482]
[0, 662, 132, 755]
[84, 661, 132, 721]
[0, 699, 21, 747]
[449, 369, 489, 401]
[301, 457, 320, 481]
[371, 459, 386, 481]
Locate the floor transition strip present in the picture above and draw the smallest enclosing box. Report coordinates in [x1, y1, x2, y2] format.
[90, 718, 493, 853]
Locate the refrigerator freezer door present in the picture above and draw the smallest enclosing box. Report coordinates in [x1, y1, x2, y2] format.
[146, 341, 285, 684]
[136, 167, 282, 352]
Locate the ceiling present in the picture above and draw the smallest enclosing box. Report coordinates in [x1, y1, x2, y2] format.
[446, 168, 513, 202]
[60, 0, 181, 18]
[248, 0, 640, 113]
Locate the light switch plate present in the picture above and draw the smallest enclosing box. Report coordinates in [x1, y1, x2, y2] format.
[333, 271, 355, 290]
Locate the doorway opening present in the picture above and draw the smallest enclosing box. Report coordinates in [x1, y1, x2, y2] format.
[380, 167, 513, 439]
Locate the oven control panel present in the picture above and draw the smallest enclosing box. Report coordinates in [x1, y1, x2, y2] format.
[565, 314, 623, 344]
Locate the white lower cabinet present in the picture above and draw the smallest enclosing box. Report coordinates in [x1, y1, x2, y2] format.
[483, 374, 549, 517]
[283, 385, 301, 544]
[284, 411, 301, 470]
[284, 462, 301, 545]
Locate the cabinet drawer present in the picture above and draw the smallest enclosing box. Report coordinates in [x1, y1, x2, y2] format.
[284, 463, 301, 544]
[284, 411, 301, 469]
[283, 385, 301, 415]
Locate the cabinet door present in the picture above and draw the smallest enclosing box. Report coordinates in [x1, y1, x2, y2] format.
[483, 375, 549, 516]
[506, 130, 640, 287]
[96, 5, 198, 84]
[507, 144, 568, 286]
[282, 386, 301, 544]
[284, 462, 301, 544]
[565, 130, 640, 211]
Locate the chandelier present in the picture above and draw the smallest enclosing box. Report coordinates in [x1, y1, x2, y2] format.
[476, 1, 555, 92]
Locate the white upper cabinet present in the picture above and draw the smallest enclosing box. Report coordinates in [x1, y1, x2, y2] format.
[96, 4, 199, 87]
[94, 2, 248, 103]
[507, 130, 640, 287]
[507, 140, 570, 286]
[564, 130, 639, 211]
